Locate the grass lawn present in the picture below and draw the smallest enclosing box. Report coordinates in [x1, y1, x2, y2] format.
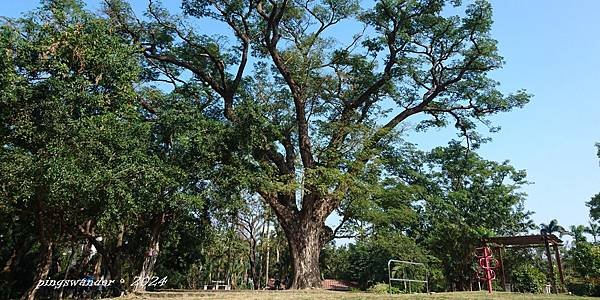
[130, 290, 595, 300]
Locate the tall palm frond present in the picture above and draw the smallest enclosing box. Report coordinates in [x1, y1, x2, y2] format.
[585, 222, 600, 243]
[540, 219, 566, 236]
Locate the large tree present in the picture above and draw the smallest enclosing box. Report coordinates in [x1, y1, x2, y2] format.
[105, 0, 529, 288]
[0, 1, 224, 296]
[0, 1, 144, 297]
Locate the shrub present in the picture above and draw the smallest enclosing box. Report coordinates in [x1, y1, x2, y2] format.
[570, 242, 600, 278]
[367, 282, 401, 294]
[565, 242, 600, 296]
[511, 265, 546, 293]
[566, 282, 600, 297]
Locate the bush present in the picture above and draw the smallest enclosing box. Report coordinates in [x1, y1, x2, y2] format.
[570, 242, 600, 278]
[367, 282, 401, 294]
[511, 265, 546, 293]
[565, 242, 600, 296]
[566, 282, 600, 297]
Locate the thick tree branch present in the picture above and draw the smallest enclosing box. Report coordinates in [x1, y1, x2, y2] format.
[257, 0, 315, 169]
[257, 191, 298, 228]
[325, 7, 406, 154]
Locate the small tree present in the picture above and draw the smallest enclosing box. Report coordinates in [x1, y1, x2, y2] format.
[570, 225, 588, 244]
[585, 222, 599, 244]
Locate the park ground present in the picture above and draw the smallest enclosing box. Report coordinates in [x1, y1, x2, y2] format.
[130, 290, 596, 300]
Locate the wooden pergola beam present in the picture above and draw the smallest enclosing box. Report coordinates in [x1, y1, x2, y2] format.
[483, 234, 565, 294]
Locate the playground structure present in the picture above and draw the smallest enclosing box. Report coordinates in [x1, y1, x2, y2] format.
[387, 259, 429, 294]
[483, 232, 565, 294]
[475, 246, 499, 293]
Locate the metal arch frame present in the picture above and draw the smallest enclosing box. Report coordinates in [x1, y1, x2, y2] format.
[387, 259, 429, 294]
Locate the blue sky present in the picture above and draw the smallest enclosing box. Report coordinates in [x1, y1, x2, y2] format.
[470, 0, 600, 231]
[2, 0, 599, 235]
[413, 0, 600, 233]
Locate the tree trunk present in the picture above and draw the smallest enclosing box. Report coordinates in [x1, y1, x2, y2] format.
[23, 187, 54, 300]
[75, 220, 95, 276]
[93, 255, 103, 278]
[248, 242, 258, 289]
[258, 217, 268, 289]
[76, 239, 92, 275]
[21, 241, 53, 300]
[58, 244, 77, 300]
[135, 241, 160, 292]
[260, 191, 332, 289]
[263, 219, 271, 289]
[2, 249, 17, 275]
[226, 232, 232, 287]
[1, 238, 31, 276]
[286, 224, 322, 289]
[109, 223, 125, 281]
[134, 215, 165, 292]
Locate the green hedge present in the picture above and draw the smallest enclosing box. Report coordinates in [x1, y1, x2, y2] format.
[566, 282, 600, 297]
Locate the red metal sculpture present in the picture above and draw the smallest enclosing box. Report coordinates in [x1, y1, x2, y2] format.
[475, 246, 498, 293]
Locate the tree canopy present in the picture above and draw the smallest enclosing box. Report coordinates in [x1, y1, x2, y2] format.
[0, 0, 545, 297]
[102, 0, 530, 288]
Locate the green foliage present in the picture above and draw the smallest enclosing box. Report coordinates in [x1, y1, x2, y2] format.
[367, 282, 396, 294]
[319, 233, 426, 291]
[564, 240, 600, 296]
[500, 248, 545, 285]
[510, 264, 547, 294]
[566, 282, 600, 297]
[357, 141, 532, 291]
[588, 193, 600, 222]
[421, 143, 532, 289]
[0, 1, 231, 296]
[540, 219, 566, 236]
[0, 0, 141, 237]
[585, 222, 600, 243]
[569, 242, 600, 279]
[0, 2, 151, 295]
[1, 0, 536, 293]
[585, 146, 600, 297]
[105, 0, 532, 287]
[319, 243, 350, 280]
[346, 233, 426, 289]
[569, 225, 588, 243]
[330, 140, 533, 292]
